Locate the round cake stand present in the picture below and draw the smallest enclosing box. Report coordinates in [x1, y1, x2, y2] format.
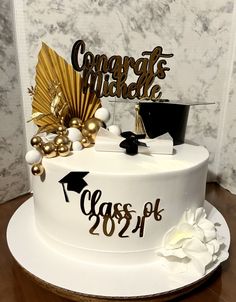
[7, 198, 230, 301]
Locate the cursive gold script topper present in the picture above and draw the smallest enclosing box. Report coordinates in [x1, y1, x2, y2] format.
[71, 40, 173, 101]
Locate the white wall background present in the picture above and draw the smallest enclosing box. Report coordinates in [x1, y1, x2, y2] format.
[1, 0, 236, 202]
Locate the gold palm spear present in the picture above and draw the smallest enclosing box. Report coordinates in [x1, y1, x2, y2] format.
[30, 42, 101, 133]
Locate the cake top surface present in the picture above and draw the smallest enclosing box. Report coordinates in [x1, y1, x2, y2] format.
[43, 143, 209, 175]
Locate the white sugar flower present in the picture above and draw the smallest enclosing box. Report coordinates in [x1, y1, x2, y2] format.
[157, 207, 226, 276]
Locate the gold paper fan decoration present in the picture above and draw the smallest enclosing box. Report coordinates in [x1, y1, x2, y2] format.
[30, 42, 101, 133]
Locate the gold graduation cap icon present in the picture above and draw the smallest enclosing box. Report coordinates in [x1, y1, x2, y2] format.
[59, 172, 89, 202]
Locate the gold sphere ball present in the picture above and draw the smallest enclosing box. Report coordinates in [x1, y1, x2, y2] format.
[31, 163, 44, 176]
[82, 128, 94, 142]
[83, 118, 102, 134]
[58, 144, 70, 157]
[42, 142, 57, 158]
[81, 137, 91, 148]
[57, 125, 68, 135]
[82, 118, 102, 143]
[69, 117, 83, 130]
[54, 135, 70, 146]
[30, 136, 42, 148]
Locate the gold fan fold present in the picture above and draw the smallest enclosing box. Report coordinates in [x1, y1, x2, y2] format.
[32, 42, 101, 132]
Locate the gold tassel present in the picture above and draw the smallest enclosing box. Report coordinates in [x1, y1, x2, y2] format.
[134, 103, 147, 136]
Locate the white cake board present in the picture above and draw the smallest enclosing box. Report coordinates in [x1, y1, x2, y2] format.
[7, 198, 230, 299]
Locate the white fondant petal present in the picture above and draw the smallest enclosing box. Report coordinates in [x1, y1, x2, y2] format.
[212, 254, 218, 262]
[187, 259, 206, 276]
[207, 239, 220, 254]
[182, 238, 213, 275]
[196, 216, 217, 242]
[204, 228, 217, 243]
[207, 244, 214, 255]
[162, 226, 175, 245]
[216, 235, 225, 245]
[198, 218, 215, 231]
[192, 225, 205, 242]
[158, 207, 226, 277]
[163, 223, 194, 249]
[218, 250, 229, 263]
[162, 227, 181, 248]
[194, 207, 206, 223]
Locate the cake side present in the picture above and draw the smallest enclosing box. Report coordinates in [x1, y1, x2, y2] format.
[23, 42, 229, 280]
[33, 143, 209, 265]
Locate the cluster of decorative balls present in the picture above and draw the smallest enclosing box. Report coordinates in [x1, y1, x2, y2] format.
[25, 107, 121, 176]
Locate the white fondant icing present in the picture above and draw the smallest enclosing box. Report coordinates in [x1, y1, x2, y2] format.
[33, 144, 209, 266]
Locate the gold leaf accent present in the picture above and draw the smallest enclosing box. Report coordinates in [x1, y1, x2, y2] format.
[50, 92, 62, 116]
[32, 42, 101, 132]
[28, 86, 36, 96]
[36, 123, 58, 135]
[27, 112, 44, 123]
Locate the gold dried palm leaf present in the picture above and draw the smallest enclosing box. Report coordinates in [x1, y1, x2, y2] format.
[32, 42, 101, 133]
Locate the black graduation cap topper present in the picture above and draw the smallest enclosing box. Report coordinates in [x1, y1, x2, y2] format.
[59, 172, 89, 202]
[138, 100, 214, 145]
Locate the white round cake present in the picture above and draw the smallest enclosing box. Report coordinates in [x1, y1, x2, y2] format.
[7, 43, 228, 297]
[33, 143, 209, 265]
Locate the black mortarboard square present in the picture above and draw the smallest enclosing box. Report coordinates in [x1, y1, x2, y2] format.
[139, 100, 192, 145]
[59, 172, 89, 202]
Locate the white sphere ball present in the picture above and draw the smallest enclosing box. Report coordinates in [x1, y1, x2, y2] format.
[67, 127, 83, 142]
[108, 125, 121, 136]
[72, 141, 83, 151]
[94, 107, 110, 123]
[25, 149, 42, 165]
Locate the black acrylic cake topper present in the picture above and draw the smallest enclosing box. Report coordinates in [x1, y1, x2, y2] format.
[59, 172, 89, 202]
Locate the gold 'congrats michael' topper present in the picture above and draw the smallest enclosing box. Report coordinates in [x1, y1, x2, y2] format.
[71, 40, 173, 101]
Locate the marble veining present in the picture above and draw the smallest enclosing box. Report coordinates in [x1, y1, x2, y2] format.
[22, 0, 234, 176]
[0, 0, 30, 203]
[218, 57, 236, 193]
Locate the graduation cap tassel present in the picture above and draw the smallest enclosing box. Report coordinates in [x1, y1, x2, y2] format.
[61, 182, 70, 202]
[135, 103, 147, 136]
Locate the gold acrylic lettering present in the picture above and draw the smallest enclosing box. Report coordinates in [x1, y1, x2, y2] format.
[79, 189, 164, 238]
